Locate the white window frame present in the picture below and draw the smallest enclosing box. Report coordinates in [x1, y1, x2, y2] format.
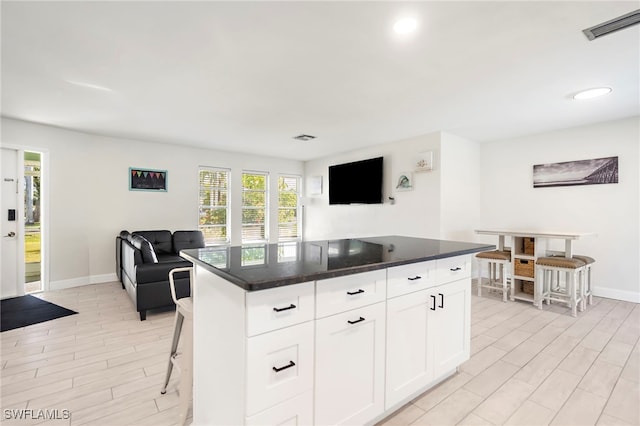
[242, 170, 269, 244]
[198, 167, 230, 246]
[278, 174, 301, 242]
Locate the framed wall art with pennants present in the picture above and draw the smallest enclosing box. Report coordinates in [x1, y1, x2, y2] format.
[129, 167, 168, 192]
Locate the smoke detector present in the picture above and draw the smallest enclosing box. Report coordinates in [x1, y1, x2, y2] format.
[293, 134, 316, 141]
[583, 9, 640, 40]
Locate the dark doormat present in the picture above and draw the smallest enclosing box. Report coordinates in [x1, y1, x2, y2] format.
[1, 295, 77, 332]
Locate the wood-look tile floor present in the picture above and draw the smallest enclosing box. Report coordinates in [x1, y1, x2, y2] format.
[1, 281, 638, 425]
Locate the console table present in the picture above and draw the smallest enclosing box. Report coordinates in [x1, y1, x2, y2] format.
[474, 229, 594, 303]
[181, 236, 493, 425]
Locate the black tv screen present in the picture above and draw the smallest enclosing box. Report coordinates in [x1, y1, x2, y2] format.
[329, 157, 383, 205]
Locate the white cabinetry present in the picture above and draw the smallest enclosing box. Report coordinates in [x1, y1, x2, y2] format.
[385, 257, 471, 410]
[430, 278, 470, 375]
[193, 254, 472, 426]
[315, 302, 386, 426]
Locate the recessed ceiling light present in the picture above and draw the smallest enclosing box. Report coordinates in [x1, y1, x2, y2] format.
[65, 80, 113, 92]
[572, 87, 612, 100]
[393, 18, 418, 35]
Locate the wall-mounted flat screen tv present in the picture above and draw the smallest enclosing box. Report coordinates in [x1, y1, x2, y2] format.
[329, 156, 383, 205]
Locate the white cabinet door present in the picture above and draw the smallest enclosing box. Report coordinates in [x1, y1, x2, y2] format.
[315, 302, 386, 426]
[385, 289, 432, 409]
[429, 278, 471, 377]
[385, 278, 471, 409]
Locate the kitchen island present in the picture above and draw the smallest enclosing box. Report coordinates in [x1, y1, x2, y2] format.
[181, 236, 494, 426]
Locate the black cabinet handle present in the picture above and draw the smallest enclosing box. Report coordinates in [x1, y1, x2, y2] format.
[450, 267, 462, 272]
[430, 295, 436, 310]
[347, 289, 364, 296]
[407, 276, 422, 281]
[438, 293, 444, 308]
[273, 360, 296, 372]
[348, 317, 365, 324]
[273, 304, 296, 312]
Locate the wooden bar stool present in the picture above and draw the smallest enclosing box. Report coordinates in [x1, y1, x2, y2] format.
[572, 255, 594, 310]
[535, 257, 586, 317]
[476, 250, 512, 302]
[548, 253, 595, 311]
[160, 267, 194, 426]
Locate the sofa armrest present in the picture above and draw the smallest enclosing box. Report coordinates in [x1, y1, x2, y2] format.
[122, 238, 142, 284]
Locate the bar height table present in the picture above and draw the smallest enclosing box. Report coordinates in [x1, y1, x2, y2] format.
[474, 229, 594, 304]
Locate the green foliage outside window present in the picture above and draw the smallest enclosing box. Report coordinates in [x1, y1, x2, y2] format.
[199, 168, 229, 244]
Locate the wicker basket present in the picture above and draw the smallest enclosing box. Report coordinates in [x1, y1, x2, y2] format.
[523, 238, 535, 255]
[515, 259, 534, 278]
[522, 281, 534, 295]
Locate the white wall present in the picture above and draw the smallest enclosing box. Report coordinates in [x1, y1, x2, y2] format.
[4, 115, 637, 303]
[303, 132, 442, 241]
[1, 117, 304, 289]
[440, 132, 481, 241]
[303, 131, 484, 243]
[478, 117, 639, 302]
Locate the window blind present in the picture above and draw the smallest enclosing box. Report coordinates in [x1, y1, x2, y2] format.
[199, 167, 230, 245]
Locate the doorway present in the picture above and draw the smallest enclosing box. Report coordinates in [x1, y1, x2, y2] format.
[0, 147, 46, 298]
[24, 151, 42, 293]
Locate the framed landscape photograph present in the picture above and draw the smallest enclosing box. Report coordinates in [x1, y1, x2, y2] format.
[533, 156, 618, 188]
[129, 168, 168, 192]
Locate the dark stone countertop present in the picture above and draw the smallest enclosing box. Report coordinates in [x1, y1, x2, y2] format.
[180, 235, 495, 291]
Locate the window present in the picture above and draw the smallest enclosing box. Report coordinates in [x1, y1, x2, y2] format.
[242, 171, 268, 243]
[278, 175, 300, 241]
[199, 167, 230, 245]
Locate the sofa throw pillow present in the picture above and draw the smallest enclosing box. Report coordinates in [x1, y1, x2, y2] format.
[131, 235, 158, 264]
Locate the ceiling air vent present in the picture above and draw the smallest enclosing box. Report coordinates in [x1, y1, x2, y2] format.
[583, 9, 640, 40]
[293, 134, 316, 141]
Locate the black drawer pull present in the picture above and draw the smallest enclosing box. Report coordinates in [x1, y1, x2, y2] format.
[450, 267, 462, 272]
[273, 304, 296, 312]
[273, 361, 296, 372]
[407, 276, 422, 281]
[439, 293, 444, 308]
[348, 317, 365, 324]
[347, 289, 364, 296]
[430, 295, 436, 310]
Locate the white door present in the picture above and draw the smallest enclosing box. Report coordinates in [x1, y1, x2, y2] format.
[1, 148, 22, 298]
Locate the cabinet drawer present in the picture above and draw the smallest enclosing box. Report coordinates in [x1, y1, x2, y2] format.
[246, 321, 314, 416]
[245, 390, 312, 426]
[315, 269, 386, 318]
[246, 281, 314, 337]
[436, 255, 471, 284]
[387, 261, 436, 298]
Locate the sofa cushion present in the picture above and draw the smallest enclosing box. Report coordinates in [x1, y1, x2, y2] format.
[156, 253, 185, 263]
[133, 230, 173, 255]
[136, 260, 192, 284]
[130, 235, 158, 264]
[173, 230, 205, 253]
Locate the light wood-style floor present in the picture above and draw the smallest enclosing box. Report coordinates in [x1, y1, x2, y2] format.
[1, 281, 638, 426]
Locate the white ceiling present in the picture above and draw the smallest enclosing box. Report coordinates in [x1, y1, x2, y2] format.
[2, 1, 638, 161]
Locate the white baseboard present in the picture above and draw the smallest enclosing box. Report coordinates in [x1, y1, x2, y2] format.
[593, 287, 640, 303]
[50, 273, 118, 291]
